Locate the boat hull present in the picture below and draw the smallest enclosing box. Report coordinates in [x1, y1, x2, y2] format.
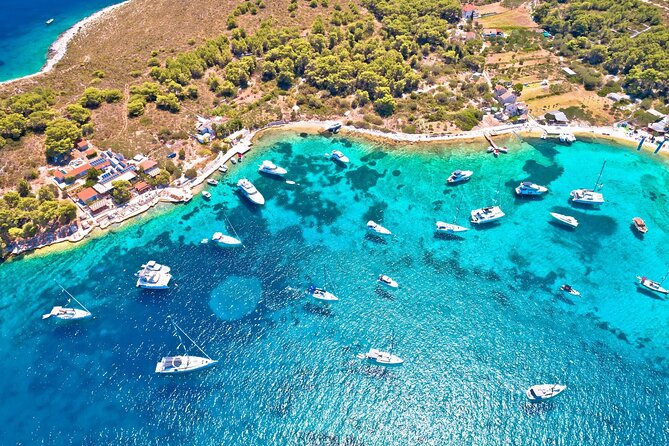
[637, 277, 669, 294]
[550, 212, 578, 228]
[155, 356, 218, 374]
[570, 189, 604, 205]
[45, 307, 92, 320]
[436, 221, 469, 233]
[470, 207, 505, 224]
[526, 384, 566, 402]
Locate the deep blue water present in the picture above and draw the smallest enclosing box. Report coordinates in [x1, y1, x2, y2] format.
[1, 133, 668, 445]
[0, 0, 122, 82]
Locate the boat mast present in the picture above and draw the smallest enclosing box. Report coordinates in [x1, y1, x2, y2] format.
[225, 215, 245, 248]
[169, 317, 212, 360]
[661, 269, 669, 284]
[594, 161, 606, 190]
[453, 192, 464, 224]
[54, 280, 91, 314]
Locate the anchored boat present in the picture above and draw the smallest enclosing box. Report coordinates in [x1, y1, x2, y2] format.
[42, 281, 92, 320]
[571, 161, 605, 205]
[637, 272, 669, 295]
[447, 169, 473, 184]
[560, 284, 581, 297]
[237, 178, 265, 205]
[377, 274, 398, 289]
[258, 160, 287, 177]
[515, 181, 548, 196]
[632, 217, 648, 234]
[470, 206, 505, 224]
[136, 261, 172, 289]
[526, 384, 566, 402]
[550, 212, 578, 228]
[358, 348, 403, 366]
[367, 220, 392, 236]
[306, 268, 339, 302]
[329, 150, 349, 164]
[155, 317, 218, 374]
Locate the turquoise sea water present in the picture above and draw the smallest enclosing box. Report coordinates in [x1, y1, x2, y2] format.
[0, 0, 122, 82]
[1, 132, 668, 445]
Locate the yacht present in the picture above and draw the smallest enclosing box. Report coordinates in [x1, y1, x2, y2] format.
[202, 191, 211, 199]
[550, 212, 578, 228]
[559, 133, 576, 144]
[637, 276, 669, 295]
[207, 179, 218, 186]
[571, 161, 606, 205]
[237, 178, 265, 205]
[447, 170, 473, 184]
[436, 221, 469, 233]
[470, 206, 505, 224]
[136, 261, 172, 289]
[367, 220, 392, 236]
[258, 160, 287, 176]
[330, 150, 350, 164]
[218, 165, 228, 173]
[155, 318, 218, 374]
[46, 18, 54, 25]
[377, 274, 398, 289]
[560, 284, 581, 297]
[42, 282, 92, 321]
[515, 181, 548, 196]
[212, 232, 242, 247]
[632, 217, 648, 234]
[526, 384, 566, 402]
[358, 349, 403, 366]
[306, 285, 339, 302]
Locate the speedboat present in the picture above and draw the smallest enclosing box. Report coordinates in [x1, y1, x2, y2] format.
[358, 348, 403, 366]
[306, 285, 338, 302]
[447, 170, 473, 184]
[632, 217, 648, 234]
[212, 231, 242, 247]
[207, 179, 218, 186]
[570, 189, 604, 205]
[470, 206, 505, 224]
[330, 150, 349, 164]
[218, 165, 228, 173]
[560, 284, 580, 296]
[377, 274, 398, 289]
[258, 160, 287, 176]
[136, 261, 172, 289]
[516, 181, 548, 196]
[559, 133, 576, 144]
[436, 221, 469, 233]
[526, 384, 566, 402]
[155, 356, 218, 374]
[637, 276, 669, 295]
[237, 178, 265, 205]
[550, 212, 578, 228]
[202, 191, 211, 199]
[367, 220, 392, 236]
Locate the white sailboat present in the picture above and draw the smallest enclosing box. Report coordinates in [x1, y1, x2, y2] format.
[212, 216, 244, 247]
[367, 220, 392, 236]
[550, 212, 578, 228]
[155, 317, 218, 374]
[42, 281, 92, 320]
[306, 268, 339, 301]
[637, 271, 669, 295]
[560, 284, 581, 297]
[570, 161, 605, 205]
[526, 384, 567, 402]
[436, 194, 469, 233]
[357, 348, 403, 366]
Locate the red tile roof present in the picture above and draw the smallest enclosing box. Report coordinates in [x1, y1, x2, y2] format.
[77, 187, 98, 202]
[139, 160, 158, 171]
[463, 4, 477, 11]
[68, 163, 93, 178]
[77, 140, 89, 149]
[134, 181, 151, 192]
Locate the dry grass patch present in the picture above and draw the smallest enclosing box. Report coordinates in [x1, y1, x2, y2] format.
[525, 86, 614, 124]
[478, 5, 538, 30]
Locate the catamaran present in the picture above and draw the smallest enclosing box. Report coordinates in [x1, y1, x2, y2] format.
[526, 384, 567, 402]
[306, 268, 339, 301]
[632, 217, 648, 234]
[559, 133, 576, 144]
[258, 160, 287, 176]
[470, 206, 505, 224]
[377, 275, 398, 289]
[550, 212, 578, 228]
[447, 169, 473, 184]
[436, 194, 469, 233]
[136, 261, 172, 289]
[329, 150, 349, 164]
[367, 220, 392, 236]
[155, 317, 218, 374]
[515, 181, 548, 196]
[358, 348, 403, 366]
[637, 272, 669, 295]
[42, 281, 92, 320]
[571, 161, 605, 205]
[237, 178, 265, 205]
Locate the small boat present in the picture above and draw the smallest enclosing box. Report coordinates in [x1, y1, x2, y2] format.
[42, 281, 92, 320]
[46, 18, 54, 25]
[367, 220, 392, 236]
[526, 384, 566, 402]
[230, 157, 238, 165]
[258, 160, 287, 176]
[560, 284, 581, 296]
[329, 150, 350, 164]
[155, 317, 218, 374]
[516, 181, 548, 196]
[632, 217, 648, 234]
[237, 178, 265, 205]
[447, 170, 473, 184]
[306, 268, 339, 301]
[436, 221, 469, 233]
[202, 191, 211, 199]
[357, 348, 403, 366]
[637, 275, 669, 295]
[207, 179, 218, 186]
[498, 146, 508, 154]
[136, 261, 172, 289]
[540, 133, 547, 140]
[470, 206, 505, 224]
[326, 122, 342, 133]
[377, 274, 398, 289]
[218, 165, 228, 173]
[550, 212, 578, 228]
[571, 161, 605, 205]
[212, 231, 242, 247]
[559, 133, 576, 144]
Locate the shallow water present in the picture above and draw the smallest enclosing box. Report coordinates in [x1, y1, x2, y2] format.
[1, 132, 668, 445]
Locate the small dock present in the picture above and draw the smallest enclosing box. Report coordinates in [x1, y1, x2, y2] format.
[484, 133, 498, 150]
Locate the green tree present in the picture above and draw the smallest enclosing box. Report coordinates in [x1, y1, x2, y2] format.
[374, 94, 396, 117]
[37, 186, 55, 202]
[184, 168, 197, 179]
[80, 87, 106, 108]
[65, 104, 92, 124]
[111, 180, 132, 203]
[45, 118, 82, 160]
[17, 180, 31, 197]
[21, 222, 38, 238]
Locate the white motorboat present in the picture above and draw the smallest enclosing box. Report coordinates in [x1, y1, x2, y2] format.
[367, 220, 392, 236]
[155, 317, 218, 374]
[447, 170, 473, 184]
[306, 285, 339, 301]
[42, 281, 92, 320]
[358, 348, 403, 366]
[470, 206, 505, 224]
[207, 179, 218, 186]
[329, 150, 349, 164]
[550, 212, 578, 228]
[632, 217, 648, 234]
[559, 133, 576, 144]
[230, 157, 237, 165]
[436, 221, 469, 233]
[218, 165, 228, 173]
[571, 161, 605, 205]
[377, 274, 398, 288]
[258, 160, 287, 176]
[237, 178, 265, 205]
[136, 260, 172, 289]
[637, 275, 669, 295]
[202, 191, 211, 199]
[560, 284, 581, 296]
[46, 18, 54, 25]
[526, 384, 567, 402]
[515, 181, 548, 196]
[212, 231, 242, 247]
